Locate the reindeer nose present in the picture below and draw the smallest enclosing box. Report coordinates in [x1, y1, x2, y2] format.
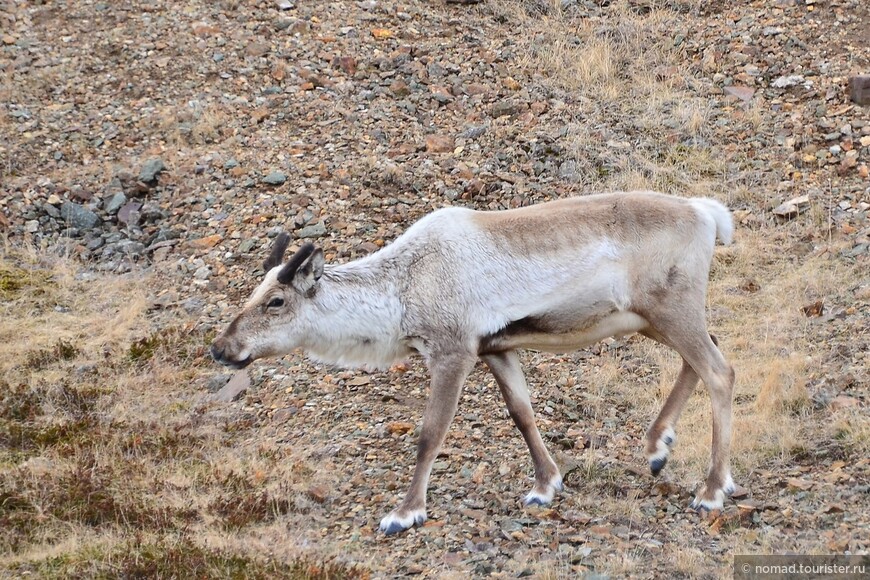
[210, 344, 225, 362]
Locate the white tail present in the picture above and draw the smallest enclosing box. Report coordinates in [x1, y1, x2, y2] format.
[690, 197, 734, 245]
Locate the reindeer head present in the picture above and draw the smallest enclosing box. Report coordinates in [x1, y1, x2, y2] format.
[210, 234, 324, 369]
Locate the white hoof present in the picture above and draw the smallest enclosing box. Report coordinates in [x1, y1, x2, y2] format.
[690, 471, 735, 511]
[722, 472, 736, 495]
[523, 475, 563, 506]
[378, 507, 427, 535]
[690, 489, 726, 511]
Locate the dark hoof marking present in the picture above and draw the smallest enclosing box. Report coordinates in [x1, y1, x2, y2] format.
[662, 435, 674, 446]
[381, 521, 409, 536]
[650, 457, 667, 476]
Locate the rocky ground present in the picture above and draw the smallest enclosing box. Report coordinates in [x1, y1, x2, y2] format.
[1, 0, 868, 578]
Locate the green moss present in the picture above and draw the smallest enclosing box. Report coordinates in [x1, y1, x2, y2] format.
[0, 266, 26, 300]
[128, 326, 212, 364]
[128, 334, 162, 362]
[0, 264, 50, 301]
[24, 339, 81, 370]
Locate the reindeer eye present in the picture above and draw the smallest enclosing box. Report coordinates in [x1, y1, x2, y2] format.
[266, 297, 285, 309]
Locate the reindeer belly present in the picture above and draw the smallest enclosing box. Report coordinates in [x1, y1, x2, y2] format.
[478, 310, 648, 354]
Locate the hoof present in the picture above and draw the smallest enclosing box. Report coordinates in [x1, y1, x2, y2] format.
[689, 489, 725, 512]
[378, 508, 426, 536]
[649, 457, 667, 477]
[523, 475, 563, 507]
[381, 520, 410, 536]
[524, 495, 547, 507]
[723, 473, 736, 496]
[646, 426, 675, 476]
[690, 472, 735, 512]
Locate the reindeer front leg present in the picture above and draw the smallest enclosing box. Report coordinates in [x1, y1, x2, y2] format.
[379, 352, 476, 535]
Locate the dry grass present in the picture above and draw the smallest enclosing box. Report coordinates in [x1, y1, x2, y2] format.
[505, 0, 680, 101]
[488, 0, 736, 197]
[0, 244, 368, 577]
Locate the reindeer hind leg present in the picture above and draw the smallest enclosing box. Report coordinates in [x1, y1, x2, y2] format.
[482, 350, 562, 506]
[643, 315, 735, 511]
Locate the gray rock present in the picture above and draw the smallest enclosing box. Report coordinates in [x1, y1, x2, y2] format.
[104, 192, 128, 215]
[213, 371, 250, 402]
[61, 202, 101, 230]
[490, 100, 528, 118]
[559, 160, 582, 182]
[849, 75, 870, 105]
[844, 243, 868, 258]
[263, 171, 286, 185]
[139, 158, 166, 183]
[117, 201, 142, 226]
[297, 222, 327, 238]
[194, 265, 211, 280]
[238, 238, 257, 253]
[181, 297, 206, 314]
[43, 203, 60, 218]
[86, 237, 105, 251]
[207, 373, 232, 393]
[104, 176, 124, 195]
[114, 240, 146, 256]
[460, 125, 488, 139]
[224, 158, 239, 170]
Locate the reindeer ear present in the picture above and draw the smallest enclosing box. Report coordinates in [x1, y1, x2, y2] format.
[276, 243, 323, 295]
[290, 248, 324, 296]
[263, 233, 291, 272]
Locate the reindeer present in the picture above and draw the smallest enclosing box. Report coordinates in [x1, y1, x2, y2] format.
[211, 191, 736, 535]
